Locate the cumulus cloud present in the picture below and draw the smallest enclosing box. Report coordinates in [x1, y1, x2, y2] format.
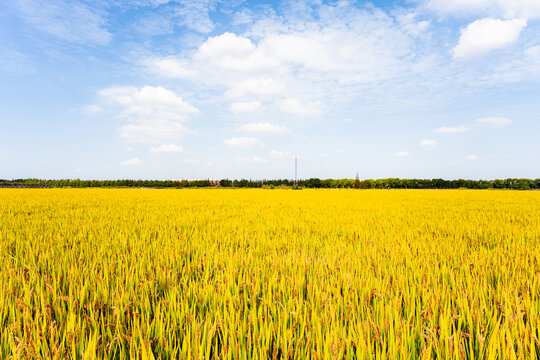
[235, 123, 288, 134]
[197, 32, 255, 58]
[141, 3, 416, 112]
[433, 126, 470, 133]
[229, 101, 262, 113]
[99, 86, 196, 115]
[150, 143, 185, 153]
[476, 117, 512, 127]
[121, 157, 144, 166]
[101, 1, 529, 156]
[186, 22, 411, 80]
[99, 86, 197, 143]
[224, 137, 264, 148]
[395, 151, 410, 157]
[278, 98, 322, 116]
[453, 18, 527, 59]
[419, 139, 437, 147]
[255, 25, 410, 80]
[144, 57, 196, 79]
[191, 32, 285, 78]
[465, 154, 480, 160]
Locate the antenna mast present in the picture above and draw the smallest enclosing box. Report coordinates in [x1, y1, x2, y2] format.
[294, 157, 297, 187]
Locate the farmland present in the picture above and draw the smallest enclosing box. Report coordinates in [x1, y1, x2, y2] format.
[1, 189, 539, 359]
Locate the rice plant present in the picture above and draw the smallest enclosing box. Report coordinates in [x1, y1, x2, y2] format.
[1, 189, 539, 359]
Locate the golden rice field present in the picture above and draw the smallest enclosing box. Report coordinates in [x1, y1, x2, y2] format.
[1, 188, 539, 359]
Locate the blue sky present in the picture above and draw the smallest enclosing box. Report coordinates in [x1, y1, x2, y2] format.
[1, 0, 539, 180]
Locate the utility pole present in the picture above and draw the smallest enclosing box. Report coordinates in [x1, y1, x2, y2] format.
[294, 157, 297, 187]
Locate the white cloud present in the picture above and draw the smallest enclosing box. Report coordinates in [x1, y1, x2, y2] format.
[419, 139, 438, 147]
[237, 156, 268, 164]
[121, 157, 144, 166]
[125, 0, 217, 34]
[141, 4, 416, 111]
[229, 101, 262, 113]
[433, 126, 470, 133]
[465, 154, 480, 160]
[270, 150, 293, 159]
[224, 137, 264, 148]
[432, 117, 512, 135]
[453, 18, 527, 59]
[525, 45, 540, 58]
[225, 78, 285, 98]
[144, 57, 196, 79]
[197, 32, 256, 59]
[395, 151, 410, 157]
[100, 86, 197, 115]
[150, 143, 185, 153]
[278, 98, 322, 116]
[256, 25, 410, 80]
[191, 32, 285, 75]
[235, 123, 288, 134]
[175, 0, 216, 33]
[190, 25, 411, 79]
[396, 12, 431, 36]
[13, 0, 112, 45]
[99, 86, 197, 143]
[486, 45, 540, 83]
[476, 117, 512, 127]
[423, 0, 540, 19]
[135, 13, 174, 36]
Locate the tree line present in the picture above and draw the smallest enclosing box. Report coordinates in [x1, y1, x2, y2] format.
[1, 178, 539, 190]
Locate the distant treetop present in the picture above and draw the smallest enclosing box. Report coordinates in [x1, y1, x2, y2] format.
[1, 178, 538, 190]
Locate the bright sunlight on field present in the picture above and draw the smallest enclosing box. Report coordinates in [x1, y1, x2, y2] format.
[1, 189, 539, 359]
